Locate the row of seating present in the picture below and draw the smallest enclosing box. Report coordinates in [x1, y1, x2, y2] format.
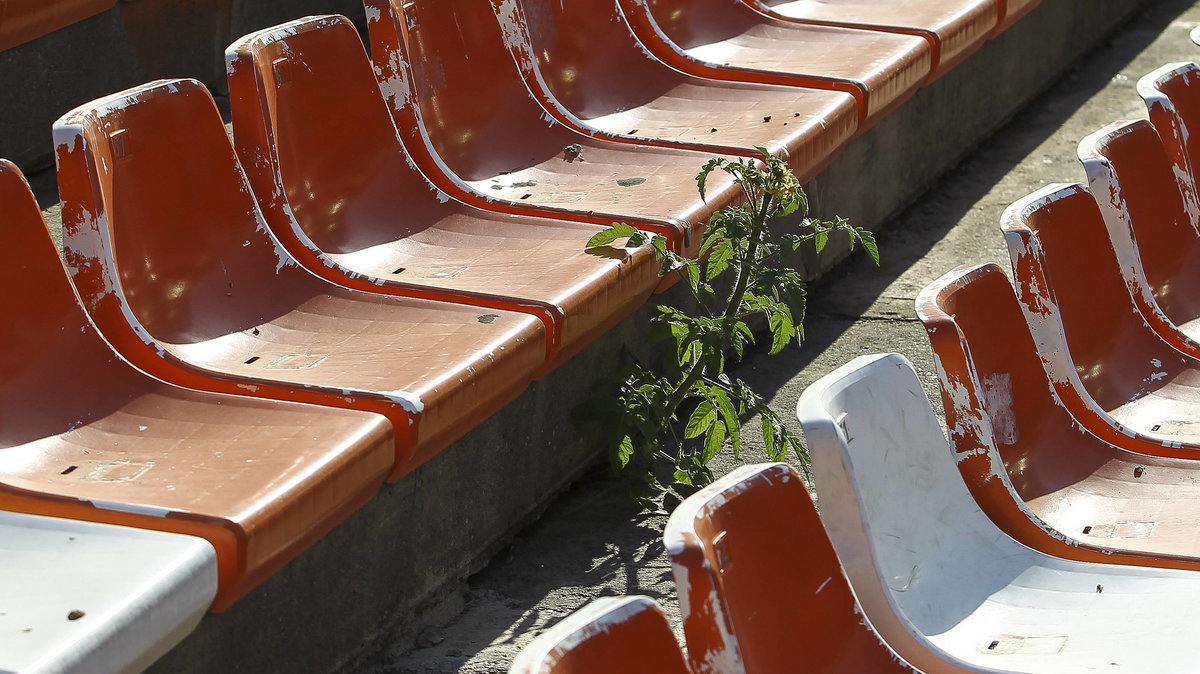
[1, 0, 1039, 671]
[508, 58, 1200, 674]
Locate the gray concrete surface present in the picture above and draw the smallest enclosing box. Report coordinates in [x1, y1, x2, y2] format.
[351, 2, 1200, 672]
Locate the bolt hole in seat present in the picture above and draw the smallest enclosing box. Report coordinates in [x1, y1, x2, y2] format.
[489, 0, 857, 180]
[918, 258, 1200, 580]
[364, 0, 751, 259]
[615, 0, 933, 125]
[508, 595, 692, 674]
[0, 158, 393, 611]
[1079, 117, 1200, 355]
[226, 14, 662, 372]
[0, 511, 216, 674]
[798, 352, 1200, 673]
[54, 78, 546, 482]
[665, 462, 915, 673]
[745, 0, 1005, 78]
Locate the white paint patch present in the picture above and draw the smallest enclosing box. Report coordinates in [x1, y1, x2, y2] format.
[88, 499, 170, 518]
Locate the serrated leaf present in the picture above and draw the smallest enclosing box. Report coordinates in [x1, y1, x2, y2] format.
[617, 434, 634, 468]
[814, 230, 828, 254]
[705, 239, 735, 281]
[674, 469, 694, 486]
[626, 231, 650, 248]
[858, 228, 880, 264]
[762, 418, 777, 457]
[702, 420, 726, 463]
[684, 401, 716, 439]
[712, 388, 741, 457]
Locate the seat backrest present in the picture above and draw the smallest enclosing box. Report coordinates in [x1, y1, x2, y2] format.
[0, 159, 150, 446]
[503, 0, 680, 119]
[665, 462, 913, 674]
[227, 14, 436, 256]
[1079, 120, 1200, 317]
[364, 0, 569, 181]
[1138, 62, 1200, 227]
[1001, 183, 1186, 412]
[54, 78, 311, 348]
[0, 0, 114, 51]
[797, 351, 1038, 673]
[507, 595, 691, 674]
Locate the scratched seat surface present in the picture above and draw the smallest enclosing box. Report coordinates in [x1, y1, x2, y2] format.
[798, 352, 1200, 674]
[226, 15, 659, 370]
[1078, 120, 1200, 354]
[0, 0, 114, 51]
[746, 0, 997, 76]
[1000, 182, 1200, 450]
[0, 159, 393, 611]
[0, 511, 215, 674]
[616, 0, 932, 123]
[1139, 63, 1200, 231]
[365, 0, 749, 258]
[665, 462, 914, 674]
[493, 0, 857, 180]
[918, 259, 1200, 580]
[508, 596, 692, 674]
[54, 79, 546, 481]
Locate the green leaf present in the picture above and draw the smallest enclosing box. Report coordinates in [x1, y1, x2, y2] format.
[858, 228, 880, 264]
[585, 222, 639, 248]
[712, 388, 741, 457]
[674, 469, 694, 486]
[617, 434, 634, 468]
[684, 401, 716, 439]
[762, 418, 777, 457]
[702, 420, 726, 463]
[814, 230, 828, 254]
[705, 239, 735, 281]
[626, 231, 650, 248]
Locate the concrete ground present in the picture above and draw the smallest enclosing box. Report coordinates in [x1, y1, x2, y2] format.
[356, 2, 1200, 672]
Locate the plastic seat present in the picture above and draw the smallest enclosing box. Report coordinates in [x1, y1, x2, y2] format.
[1138, 63, 1200, 234]
[54, 79, 546, 481]
[1000, 182, 1200, 451]
[226, 15, 660, 371]
[0, 511, 215, 674]
[364, 0, 749, 259]
[492, 0, 857, 180]
[745, 0, 997, 77]
[508, 595, 692, 674]
[1078, 120, 1200, 352]
[665, 462, 914, 673]
[0, 159, 393, 610]
[616, 0, 932, 124]
[0, 0, 114, 51]
[918, 260, 1200, 577]
[797, 352, 1200, 674]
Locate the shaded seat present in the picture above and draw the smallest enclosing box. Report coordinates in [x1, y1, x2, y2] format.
[1078, 120, 1200, 353]
[492, 0, 858, 180]
[0, 511, 215, 673]
[54, 79, 546, 481]
[665, 462, 914, 673]
[1000, 182, 1200, 451]
[616, 0, 932, 124]
[746, 0, 997, 77]
[0, 0, 113, 51]
[919, 260, 1200, 579]
[508, 596, 692, 674]
[226, 15, 660, 371]
[0, 159, 393, 611]
[364, 0, 748, 258]
[797, 352, 1200, 673]
[994, 0, 1041, 34]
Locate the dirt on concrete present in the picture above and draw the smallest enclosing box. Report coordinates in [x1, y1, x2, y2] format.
[359, 2, 1200, 671]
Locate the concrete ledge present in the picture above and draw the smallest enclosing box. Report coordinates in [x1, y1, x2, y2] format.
[126, 1, 1145, 672]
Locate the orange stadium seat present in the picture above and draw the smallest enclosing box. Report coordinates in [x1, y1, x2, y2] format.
[364, 0, 749, 259]
[665, 462, 914, 673]
[53, 78, 547, 481]
[226, 14, 661, 371]
[1078, 120, 1200, 354]
[616, 0, 932, 123]
[508, 596, 692, 674]
[918, 261, 1200, 579]
[0, 159, 393, 611]
[490, 0, 858, 180]
[745, 0, 997, 76]
[1139, 62, 1200, 224]
[0, 0, 113, 51]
